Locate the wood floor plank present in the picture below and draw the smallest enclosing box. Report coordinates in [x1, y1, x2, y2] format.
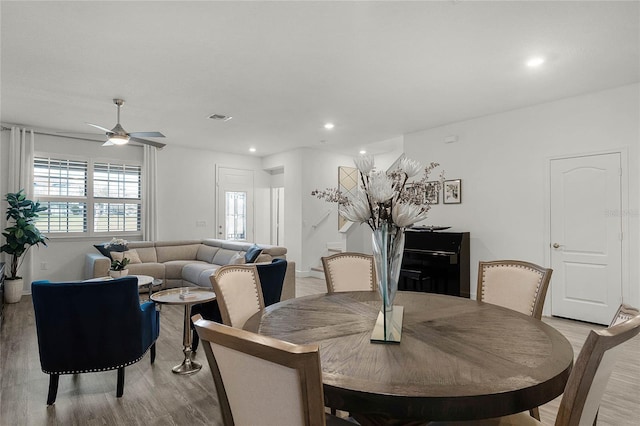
[1, 277, 638, 425]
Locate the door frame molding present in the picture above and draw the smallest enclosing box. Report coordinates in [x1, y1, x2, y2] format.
[544, 147, 630, 317]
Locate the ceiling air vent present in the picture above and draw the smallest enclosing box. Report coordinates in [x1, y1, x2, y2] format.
[208, 114, 232, 121]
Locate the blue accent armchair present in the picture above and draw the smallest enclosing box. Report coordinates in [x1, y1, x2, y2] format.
[190, 258, 288, 351]
[31, 277, 160, 405]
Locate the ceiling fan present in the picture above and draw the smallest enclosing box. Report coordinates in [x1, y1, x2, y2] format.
[84, 99, 166, 149]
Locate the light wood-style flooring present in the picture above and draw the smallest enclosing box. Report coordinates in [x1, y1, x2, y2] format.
[1, 277, 638, 425]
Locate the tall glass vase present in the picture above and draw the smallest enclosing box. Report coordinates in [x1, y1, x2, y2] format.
[371, 222, 405, 343]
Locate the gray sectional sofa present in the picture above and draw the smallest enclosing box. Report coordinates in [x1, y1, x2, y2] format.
[84, 239, 295, 300]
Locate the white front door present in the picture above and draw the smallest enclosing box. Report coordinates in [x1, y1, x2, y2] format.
[216, 167, 254, 242]
[550, 153, 622, 325]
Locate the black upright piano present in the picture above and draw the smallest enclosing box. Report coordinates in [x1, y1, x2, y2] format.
[399, 229, 470, 298]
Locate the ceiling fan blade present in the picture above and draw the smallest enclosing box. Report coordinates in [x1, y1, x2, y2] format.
[129, 136, 167, 149]
[57, 131, 106, 137]
[87, 123, 114, 134]
[102, 140, 115, 146]
[128, 131, 165, 138]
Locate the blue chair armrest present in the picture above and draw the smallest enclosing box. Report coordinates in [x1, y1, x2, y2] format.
[140, 301, 160, 351]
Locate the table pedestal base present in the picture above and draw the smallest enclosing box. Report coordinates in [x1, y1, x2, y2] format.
[172, 353, 202, 375]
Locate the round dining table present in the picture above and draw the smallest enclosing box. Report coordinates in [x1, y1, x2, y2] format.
[244, 291, 574, 424]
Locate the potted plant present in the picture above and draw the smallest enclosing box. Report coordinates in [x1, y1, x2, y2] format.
[109, 257, 130, 278]
[1, 189, 48, 303]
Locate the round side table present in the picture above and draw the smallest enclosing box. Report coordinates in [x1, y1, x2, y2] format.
[150, 287, 216, 374]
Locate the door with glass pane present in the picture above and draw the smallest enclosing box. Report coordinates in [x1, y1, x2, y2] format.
[216, 167, 254, 242]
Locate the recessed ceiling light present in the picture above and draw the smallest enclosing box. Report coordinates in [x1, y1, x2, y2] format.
[526, 56, 545, 68]
[324, 123, 335, 130]
[359, 150, 367, 155]
[208, 113, 233, 121]
[249, 147, 256, 153]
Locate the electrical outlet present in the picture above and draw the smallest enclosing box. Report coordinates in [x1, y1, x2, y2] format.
[40, 262, 48, 270]
[196, 221, 207, 227]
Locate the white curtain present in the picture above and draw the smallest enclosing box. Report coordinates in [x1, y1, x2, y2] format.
[143, 145, 158, 240]
[8, 126, 34, 196]
[6, 127, 35, 287]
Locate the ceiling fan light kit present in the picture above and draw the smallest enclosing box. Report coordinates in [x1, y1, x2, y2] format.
[84, 98, 167, 149]
[108, 134, 130, 145]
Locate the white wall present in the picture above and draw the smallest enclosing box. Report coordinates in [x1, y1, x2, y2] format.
[155, 144, 271, 243]
[263, 148, 356, 274]
[404, 83, 640, 308]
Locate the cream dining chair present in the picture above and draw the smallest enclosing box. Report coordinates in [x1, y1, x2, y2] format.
[192, 315, 354, 426]
[477, 260, 553, 320]
[210, 264, 265, 329]
[477, 260, 553, 420]
[427, 304, 640, 426]
[322, 252, 376, 293]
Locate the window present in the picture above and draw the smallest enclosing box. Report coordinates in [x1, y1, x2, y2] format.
[33, 155, 142, 236]
[225, 191, 246, 240]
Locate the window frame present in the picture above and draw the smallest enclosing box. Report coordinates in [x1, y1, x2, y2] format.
[33, 151, 144, 239]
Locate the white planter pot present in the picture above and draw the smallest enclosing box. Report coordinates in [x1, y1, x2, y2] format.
[109, 269, 129, 278]
[4, 278, 24, 304]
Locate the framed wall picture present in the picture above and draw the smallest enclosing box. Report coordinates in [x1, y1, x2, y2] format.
[426, 181, 439, 204]
[443, 179, 462, 204]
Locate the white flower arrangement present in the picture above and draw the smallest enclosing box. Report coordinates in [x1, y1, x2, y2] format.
[312, 155, 443, 231]
[104, 238, 128, 248]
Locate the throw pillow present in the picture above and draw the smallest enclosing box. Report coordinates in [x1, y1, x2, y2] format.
[244, 244, 263, 263]
[230, 253, 246, 265]
[94, 242, 127, 258]
[110, 249, 142, 264]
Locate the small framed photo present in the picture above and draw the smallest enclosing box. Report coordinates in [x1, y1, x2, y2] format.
[443, 179, 462, 204]
[426, 181, 439, 204]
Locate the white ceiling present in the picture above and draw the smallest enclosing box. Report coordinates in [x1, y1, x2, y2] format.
[1, 1, 638, 157]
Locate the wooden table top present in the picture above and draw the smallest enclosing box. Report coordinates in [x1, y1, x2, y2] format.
[244, 291, 574, 422]
[150, 287, 216, 305]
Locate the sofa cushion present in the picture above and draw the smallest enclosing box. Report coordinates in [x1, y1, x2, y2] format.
[196, 244, 219, 263]
[110, 249, 142, 264]
[127, 263, 165, 279]
[156, 244, 200, 263]
[255, 253, 273, 263]
[212, 248, 242, 266]
[164, 260, 203, 280]
[244, 244, 263, 263]
[182, 263, 219, 288]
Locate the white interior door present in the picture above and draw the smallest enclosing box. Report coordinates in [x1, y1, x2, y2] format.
[216, 167, 254, 242]
[550, 153, 622, 325]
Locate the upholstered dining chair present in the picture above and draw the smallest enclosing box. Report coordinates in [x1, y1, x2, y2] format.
[478, 260, 552, 420]
[609, 303, 639, 326]
[191, 259, 288, 351]
[31, 277, 160, 405]
[192, 315, 354, 426]
[477, 260, 553, 320]
[210, 264, 265, 329]
[322, 252, 376, 293]
[427, 304, 640, 426]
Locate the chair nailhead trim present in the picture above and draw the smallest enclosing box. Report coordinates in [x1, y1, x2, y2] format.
[42, 347, 153, 375]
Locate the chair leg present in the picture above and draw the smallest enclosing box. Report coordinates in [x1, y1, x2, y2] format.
[47, 374, 59, 405]
[116, 367, 125, 398]
[529, 407, 540, 421]
[150, 343, 156, 364]
[192, 330, 200, 354]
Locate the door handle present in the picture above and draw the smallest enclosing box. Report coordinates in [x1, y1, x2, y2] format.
[552, 243, 563, 249]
